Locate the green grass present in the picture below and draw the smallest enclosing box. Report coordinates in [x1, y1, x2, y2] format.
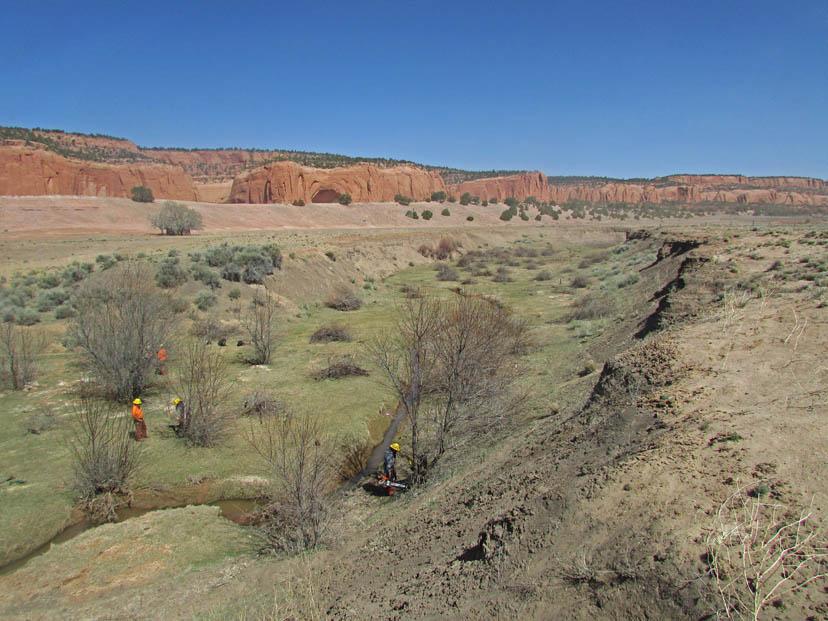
[0, 228, 654, 567]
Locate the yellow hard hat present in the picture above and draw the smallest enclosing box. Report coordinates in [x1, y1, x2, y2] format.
[133, 398, 142, 405]
[390, 442, 401, 452]
[172, 397, 181, 405]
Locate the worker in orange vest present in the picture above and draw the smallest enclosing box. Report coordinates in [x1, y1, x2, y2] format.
[156, 347, 168, 375]
[132, 398, 147, 441]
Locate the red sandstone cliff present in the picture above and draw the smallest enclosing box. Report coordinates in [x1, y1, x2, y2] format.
[228, 161, 446, 204]
[0, 145, 197, 200]
[546, 179, 828, 206]
[448, 172, 550, 201]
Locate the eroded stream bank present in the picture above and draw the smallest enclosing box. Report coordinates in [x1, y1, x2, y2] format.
[0, 498, 259, 576]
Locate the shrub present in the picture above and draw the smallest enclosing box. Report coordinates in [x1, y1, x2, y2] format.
[195, 291, 217, 311]
[493, 267, 513, 283]
[310, 324, 351, 343]
[337, 436, 372, 481]
[95, 254, 116, 270]
[242, 291, 279, 365]
[325, 251, 336, 262]
[36, 288, 70, 312]
[338, 193, 352, 205]
[568, 292, 617, 321]
[221, 263, 243, 282]
[395, 194, 413, 206]
[534, 270, 553, 281]
[240, 390, 285, 419]
[131, 186, 154, 203]
[431, 191, 447, 202]
[500, 208, 516, 221]
[155, 258, 188, 289]
[441, 208, 451, 216]
[570, 275, 589, 288]
[62, 262, 93, 285]
[617, 273, 640, 288]
[460, 192, 472, 206]
[54, 304, 76, 319]
[325, 286, 362, 311]
[312, 355, 369, 380]
[25, 408, 59, 434]
[15, 309, 40, 325]
[435, 237, 460, 260]
[482, 200, 489, 206]
[504, 197, 519, 208]
[405, 210, 419, 220]
[466, 215, 474, 221]
[422, 210, 433, 220]
[174, 339, 232, 446]
[0, 323, 46, 389]
[292, 199, 305, 206]
[435, 264, 459, 281]
[489, 197, 499, 204]
[38, 273, 61, 289]
[191, 264, 221, 289]
[68, 262, 177, 400]
[70, 392, 141, 515]
[228, 287, 241, 301]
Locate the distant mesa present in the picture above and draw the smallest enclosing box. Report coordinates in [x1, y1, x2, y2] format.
[0, 126, 826, 207]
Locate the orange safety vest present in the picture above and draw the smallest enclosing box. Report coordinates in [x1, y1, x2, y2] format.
[157, 348, 168, 362]
[132, 404, 144, 421]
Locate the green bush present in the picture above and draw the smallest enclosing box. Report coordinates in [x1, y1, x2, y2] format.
[150, 201, 203, 235]
[466, 215, 474, 221]
[228, 287, 241, 301]
[405, 210, 419, 220]
[422, 210, 433, 220]
[38, 273, 61, 289]
[441, 208, 451, 216]
[338, 193, 352, 205]
[131, 186, 154, 203]
[500, 207, 516, 221]
[62, 262, 93, 285]
[292, 199, 305, 206]
[195, 291, 217, 311]
[221, 263, 243, 282]
[95, 254, 116, 270]
[459, 192, 472, 206]
[395, 194, 413, 206]
[54, 304, 76, 319]
[191, 264, 221, 289]
[431, 191, 447, 202]
[36, 288, 70, 312]
[15, 308, 41, 325]
[504, 197, 519, 208]
[155, 258, 188, 288]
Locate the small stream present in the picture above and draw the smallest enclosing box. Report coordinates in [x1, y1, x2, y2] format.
[0, 498, 259, 576]
[2, 403, 408, 576]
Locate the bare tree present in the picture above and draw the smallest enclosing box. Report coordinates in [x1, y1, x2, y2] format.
[0, 322, 46, 389]
[242, 290, 279, 364]
[368, 293, 528, 484]
[246, 409, 332, 552]
[174, 339, 233, 446]
[426, 296, 527, 461]
[68, 262, 177, 400]
[69, 388, 142, 522]
[367, 294, 442, 483]
[706, 485, 828, 620]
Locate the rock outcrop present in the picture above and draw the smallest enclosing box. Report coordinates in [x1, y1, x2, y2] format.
[546, 178, 828, 206]
[0, 145, 197, 200]
[227, 161, 446, 204]
[448, 172, 550, 201]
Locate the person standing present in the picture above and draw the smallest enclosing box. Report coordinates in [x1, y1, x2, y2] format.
[132, 398, 147, 441]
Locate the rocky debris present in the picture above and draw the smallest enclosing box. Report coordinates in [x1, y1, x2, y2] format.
[228, 160, 446, 204]
[0, 145, 197, 200]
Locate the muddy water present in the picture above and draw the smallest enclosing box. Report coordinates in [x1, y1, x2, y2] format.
[0, 499, 259, 576]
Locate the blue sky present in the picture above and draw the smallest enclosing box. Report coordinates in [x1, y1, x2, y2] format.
[1, 1, 826, 178]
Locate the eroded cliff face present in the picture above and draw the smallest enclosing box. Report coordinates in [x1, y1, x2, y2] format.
[141, 149, 283, 182]
[0, 145, 197, 200]
[448, 172, 550, 201]
[227, 161, 446, 204]
[546, 179, 828, 206]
